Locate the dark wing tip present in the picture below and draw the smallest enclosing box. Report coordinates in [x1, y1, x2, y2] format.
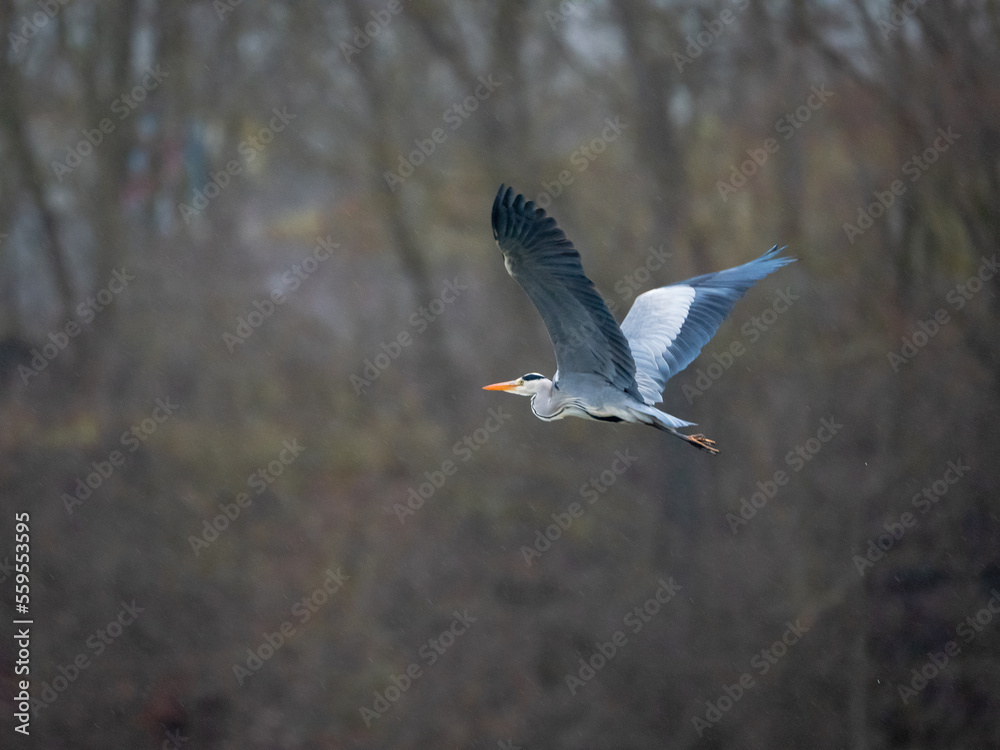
[488, 183, 639, 393]
[492, 184, 514, 241]
[492, 184, 558, 247]
[763, 244, 795, 262]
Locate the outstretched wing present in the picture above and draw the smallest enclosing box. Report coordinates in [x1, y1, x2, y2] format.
[491, 185, 641, 398]
[621, 245, 795, 405]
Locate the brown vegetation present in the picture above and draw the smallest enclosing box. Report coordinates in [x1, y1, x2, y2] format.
[1, 1, 998, 748]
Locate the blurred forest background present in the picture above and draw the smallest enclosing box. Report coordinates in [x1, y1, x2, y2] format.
[1, 0, 999, 748]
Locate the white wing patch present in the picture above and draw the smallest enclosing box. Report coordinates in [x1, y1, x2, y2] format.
[621, 285, 696, 405]
[619, 245, 794, 405]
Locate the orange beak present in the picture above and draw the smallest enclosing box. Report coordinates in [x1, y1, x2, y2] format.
[482, 379, 519, 391]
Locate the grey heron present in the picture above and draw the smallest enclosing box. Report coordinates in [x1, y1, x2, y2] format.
[483, 184, 795, 454]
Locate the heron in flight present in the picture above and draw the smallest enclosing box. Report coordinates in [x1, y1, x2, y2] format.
[483, 185, 794, 454]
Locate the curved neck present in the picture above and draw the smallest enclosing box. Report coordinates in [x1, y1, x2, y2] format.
[529, 379, 568, 420]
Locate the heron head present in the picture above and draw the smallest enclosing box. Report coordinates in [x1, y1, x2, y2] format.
[482, 372, 550, 396]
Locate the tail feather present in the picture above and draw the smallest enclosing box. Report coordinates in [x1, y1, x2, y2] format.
[635, 405, 719, 455]
[631, 404, 695, 430]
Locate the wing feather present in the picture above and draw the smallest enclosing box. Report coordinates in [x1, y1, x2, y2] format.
[491, 185, 641, 398]
[621, 245, 794, 405]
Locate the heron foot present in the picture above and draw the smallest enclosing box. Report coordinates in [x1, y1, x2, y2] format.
[687, 433, 719, 455]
